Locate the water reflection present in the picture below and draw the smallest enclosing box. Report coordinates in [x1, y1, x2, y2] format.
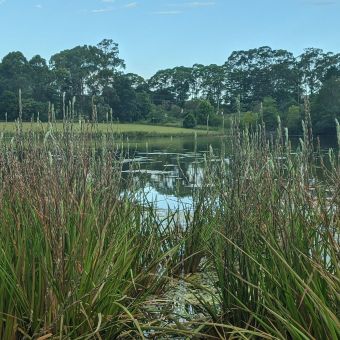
[121, 134, 338, 211]
[121, 135, 225, 210]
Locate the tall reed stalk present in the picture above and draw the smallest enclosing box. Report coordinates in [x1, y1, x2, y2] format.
[0, 117, 338, 339]
[189, 120, 339, 339]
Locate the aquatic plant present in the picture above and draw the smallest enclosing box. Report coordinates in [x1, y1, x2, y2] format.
[0, 116, 339, 339]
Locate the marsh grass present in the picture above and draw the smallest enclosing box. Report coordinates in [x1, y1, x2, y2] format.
[0, 129, 184, 338]
[188, 120, 340, 339]
[0, 115, 339, 339]
[0, 121, 217, 138]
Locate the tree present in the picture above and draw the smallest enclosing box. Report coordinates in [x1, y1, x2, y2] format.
[87, 39, 125, 93]
[242, 111, 258, 127]
[262, 97, 280, 130]
[0, 43, 339, 127]
[298, 48, 340, 96]
[136, 92, 152, 120]
[312, 76, 340, 134]
[125, 73, 148, 92]
[29, 55, 55, 104]
[50, 45, 96, 97]
[195, 100, 214, 125]
[148, 67, 192, 107]
[285, 104, 301, 134]
[170, 66, 192, 106]
[0, 52, 30, 93]
[200, 64, 225, 112]
[50, 40, 125, 116]
[102, 74, 137, 121]
[190, 64, 205, 98]
[0, 90, 17, 120]
[183, 113, 196, 128]
[22, 97, 48, 121]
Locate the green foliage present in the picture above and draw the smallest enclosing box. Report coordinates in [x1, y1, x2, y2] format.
[183, 113, 197, 128]
[208, 113, 222, 127]
[225, 47, 298, 110]
[0, 44, 340, 130]
[0, 90, 17, 120]
[148, 104, 168, 124]
[262, 96, 280, 130]
[286, 104, 302, 134]
[0, 124, 339, 338]
[242, 111, 258, 126]
[184, 124, 340, 339]
[102, 74, 139, 122]
[0, 133, 187, 338]
[312, 76, 340, 134]
[136, 91, 152, 120]
[196, 100, 215, 125]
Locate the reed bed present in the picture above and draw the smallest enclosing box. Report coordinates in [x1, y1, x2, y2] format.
[187, 119, 340, 339]
[0, 118, 339, 339]
[0, 129, 183, 339]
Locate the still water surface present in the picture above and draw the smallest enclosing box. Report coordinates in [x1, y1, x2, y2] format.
[120, 134, 338, 211]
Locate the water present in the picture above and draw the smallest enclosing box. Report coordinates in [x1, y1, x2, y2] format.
[121, 135, 224, 211]
[2, 130, 337, 211]
[120, 134, 338, 211]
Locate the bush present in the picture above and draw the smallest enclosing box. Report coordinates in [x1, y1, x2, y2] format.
[242, 111, 258, 127]
[183, 113, 196, 128]
[209, 113, 223, 127]
[285, 104, 302, 134]
[196, 100, 215, 125]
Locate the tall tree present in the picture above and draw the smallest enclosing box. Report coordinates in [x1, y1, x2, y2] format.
[87, 39, 125, 94]
[200, 64, 225, 112]
[29, 55, 55, 103]
[312, 76, 340, 134]
[224, 47, 299, 110]
[298, 48, 340, 96]
[0, 52, 30, 93]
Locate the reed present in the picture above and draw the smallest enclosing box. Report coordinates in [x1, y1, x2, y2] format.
[0, 130, 181, 338]
[0, 118, 338, 339]
[189, 121, 340, 339]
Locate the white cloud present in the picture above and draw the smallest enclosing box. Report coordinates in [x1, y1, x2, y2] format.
[92, 7, 114, 13]
[35, 4, 43, 9]
[124, 2, 138, 9]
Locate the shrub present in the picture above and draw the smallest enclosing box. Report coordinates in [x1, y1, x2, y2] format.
[183, 113, 196, 128]
[209, 113, 223, 127]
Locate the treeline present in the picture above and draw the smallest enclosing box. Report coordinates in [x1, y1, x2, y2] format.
[0, 41, 340, 133]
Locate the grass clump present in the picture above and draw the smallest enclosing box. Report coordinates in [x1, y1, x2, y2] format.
[0, 132, 180, 338]
[189, 121, 340, 339]
[0, 117, 339, 339]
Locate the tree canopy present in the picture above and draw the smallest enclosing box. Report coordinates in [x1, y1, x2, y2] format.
[0, 42, 339, 133]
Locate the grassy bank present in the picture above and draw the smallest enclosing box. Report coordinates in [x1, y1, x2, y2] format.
[0, 121, 219, 138]
[0, 120, 339, 338]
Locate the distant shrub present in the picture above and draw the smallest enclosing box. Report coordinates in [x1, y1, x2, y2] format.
[183, 113, 196, 128]
[196, 100, 215, 125]
[285, 105, 302, 134]
[168, 104, 183, 118]
[242, 111, 258, 126]
[209, 114, 223, 127]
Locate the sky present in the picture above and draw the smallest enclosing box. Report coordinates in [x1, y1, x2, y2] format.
[0, 0, 339, 78]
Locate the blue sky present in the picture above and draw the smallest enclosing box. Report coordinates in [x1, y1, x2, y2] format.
[0, 0, 339, 77]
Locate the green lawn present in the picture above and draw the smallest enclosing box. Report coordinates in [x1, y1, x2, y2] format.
[0, 122, 220, 137]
